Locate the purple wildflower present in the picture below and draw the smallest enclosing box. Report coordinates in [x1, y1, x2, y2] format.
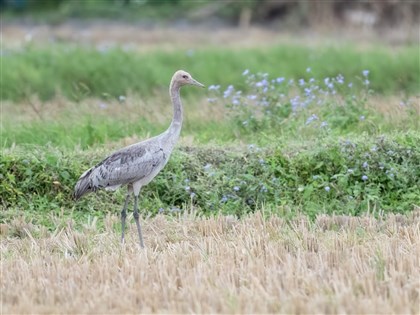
[305, 114, 318, 125]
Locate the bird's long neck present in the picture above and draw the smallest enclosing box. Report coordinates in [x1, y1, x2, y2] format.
[167, 79, 183, 137]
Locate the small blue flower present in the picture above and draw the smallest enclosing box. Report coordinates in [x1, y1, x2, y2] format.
[259, 158, 265, 165]
[242, 69, 249, 76]
[233, 186, 240, 192]
[260, 185, 268, 193]
[320, 121, 328, 128]
[158, 207, 164, 214]
[306, 67, 311, 73]
[362, 175, 368, 181]
[276, 77, 285, 84]
[304, 88, 312, 96]
[325, 186, 330, 192]
[362, 161, 369, 168]
[185, 186, 191, 192]
[247, 94, 257, 100]
[348, 82, 353, 88]
[255, 79, 268, 88]
[359, 115, 365, 121]
[362, 70, 370, 77]
[203, 163, 212, 171]
[290, 96, 301, 110]
[305, 114, 318, 125]
[348, 169, 354, 174]
[207, 98, 217, 103]
[221, 195, 228, 203]
[190, 192, 196, 198]
[223, 85, 234, 98]
[208, 84, 220, 91]
[118, 95, 126, 102]
[364, 79, 370, 86]
[298, 78, 305, 86]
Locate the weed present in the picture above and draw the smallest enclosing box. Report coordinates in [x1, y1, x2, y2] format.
[209, 69, 418, 140]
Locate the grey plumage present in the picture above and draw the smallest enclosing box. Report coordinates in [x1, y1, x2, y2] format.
[74, 70, 204, 247]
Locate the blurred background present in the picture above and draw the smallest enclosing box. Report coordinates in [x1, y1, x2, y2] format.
[2, 0, 419, 45]
[2, 0, 419, 100]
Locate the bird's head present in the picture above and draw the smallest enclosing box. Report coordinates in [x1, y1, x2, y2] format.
[172, 70, 205, 88]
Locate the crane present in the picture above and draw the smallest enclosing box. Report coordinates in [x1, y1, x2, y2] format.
[74, 70, 204, 247]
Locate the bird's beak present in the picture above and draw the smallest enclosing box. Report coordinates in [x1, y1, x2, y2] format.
[191, 78, 205, 88]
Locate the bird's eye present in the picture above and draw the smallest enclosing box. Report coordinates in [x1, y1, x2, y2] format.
[182, 75, 189, 79]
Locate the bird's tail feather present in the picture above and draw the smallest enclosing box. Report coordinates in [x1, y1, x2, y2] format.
[73, 168, 94, 200]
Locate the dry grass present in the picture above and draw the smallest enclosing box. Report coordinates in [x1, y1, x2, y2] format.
[2, 23, 415, 51]
[1, 211, 419, 314]
[2, 93, 225, 126]
[4, 94, 417, 126]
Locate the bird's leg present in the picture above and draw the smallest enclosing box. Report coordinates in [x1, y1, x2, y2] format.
[133, 195, 145, 248]
[121, 193, 131, 243]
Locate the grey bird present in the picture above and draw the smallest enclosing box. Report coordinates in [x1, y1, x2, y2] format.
[74, 70, 204, 247]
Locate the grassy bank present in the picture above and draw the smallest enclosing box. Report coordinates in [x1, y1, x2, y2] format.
[2, 44, 419, 102]
[2, 132, 419, 231]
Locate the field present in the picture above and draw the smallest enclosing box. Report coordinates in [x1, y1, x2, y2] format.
[1, 22, 420, 314]
[2, 212, 419, 314]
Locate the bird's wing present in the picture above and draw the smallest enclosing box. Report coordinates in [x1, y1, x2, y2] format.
[88, 141, 166, 190]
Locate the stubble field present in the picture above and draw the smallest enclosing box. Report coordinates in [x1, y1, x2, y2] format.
[2, 211, 419, 314]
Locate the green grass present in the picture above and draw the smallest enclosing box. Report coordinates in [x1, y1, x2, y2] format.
[2, 44, 419, 102]
[2, 132, 419, 230]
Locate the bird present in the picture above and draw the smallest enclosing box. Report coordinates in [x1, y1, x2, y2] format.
[74, 70, 204, 247]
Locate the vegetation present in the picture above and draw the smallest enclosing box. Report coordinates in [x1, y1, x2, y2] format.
[2, 48, 419, 226]
[2, 44, 419, 102]
[2, 132, 419, 230]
